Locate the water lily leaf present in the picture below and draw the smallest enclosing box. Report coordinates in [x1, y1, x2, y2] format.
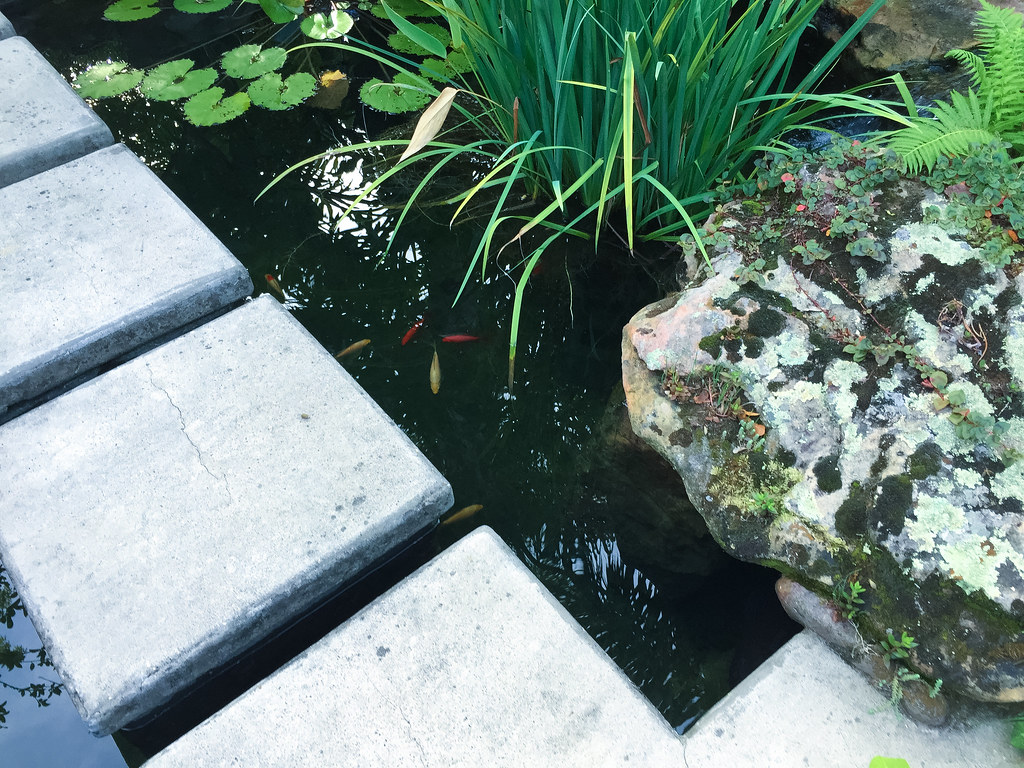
[183, 87, 251, 125]
[387, 22, 450, 57]
[370, 0, 439, 18]
[247, 72, 317, 109]
[300, 9, 354, 39]
[419, 48, 472, 81]
[173, 0, 233, 12]
[359, 72, 431, 113]
[75, 62, 144, 98]
[258, 0, 301, 22]
[221, 45, 288, 79]
[141, 60, 218, 100]
[104, 0, 160, 21]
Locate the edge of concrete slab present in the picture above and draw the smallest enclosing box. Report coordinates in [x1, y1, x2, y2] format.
[0, 37, 113, 187]
[0, 11, 14, 39]
[680, 630, 1017, 768]
[145, 526, 686, 767]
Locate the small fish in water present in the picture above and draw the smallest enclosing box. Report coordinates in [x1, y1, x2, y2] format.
[429, 350, 441, 394]
[441, 504, 483, 526]
[335, 339, 371, 359]
[440, 334, 480, 343]
[265, 274, 286, 301]
[402, 317, 426, 346]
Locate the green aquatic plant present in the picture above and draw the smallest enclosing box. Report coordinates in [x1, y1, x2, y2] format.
[884, 0, 1024, 172]
[833, 576, 866, 619]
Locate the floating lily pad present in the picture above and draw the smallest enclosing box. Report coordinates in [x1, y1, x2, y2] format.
[183, 87, 251, 125]
[247, 72, 317, 110]
[140, 60, 218, 101]
[359, 72, 431, 113]
[75, 61, 144, 99]
[173, 0, 233, 12]
[257, 0, 302, 22]
[221, 45, 287, 79]
[370, 0, 439, 18]
[387, 23, 450, 57]
[104, 0, 160, 21]
[419, 49, 473, 81]
[300, 9, 354, 40]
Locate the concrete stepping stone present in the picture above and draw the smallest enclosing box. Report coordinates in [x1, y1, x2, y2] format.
[0, 36, 112, 186]
[0, 296, 454, 735]
[145, 526, 686, 767]
[681, 630, 1019, 767]
[0, 143, 252, 423]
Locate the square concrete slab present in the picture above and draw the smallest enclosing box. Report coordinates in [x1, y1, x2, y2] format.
[0, 143, 253, 423]
[681, 630, 1019, 767]
[0, 36, 112, 186]
[145, 526, 687, 767]
[0, 12, 14, 39]
[0, 296, 454, 735]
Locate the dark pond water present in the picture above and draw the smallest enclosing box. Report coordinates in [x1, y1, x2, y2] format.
[0, 2, 798, 764]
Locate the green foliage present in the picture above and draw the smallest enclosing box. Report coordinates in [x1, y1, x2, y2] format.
[880, 629, 918, 668]
[751, 490, 778, 513]
[884, 0, 1024, 172]
[1011, 712, 1024, 750]
[183, 86, 251, 125]
[300, 8, 354, 40]
[870, 759, 911, 768]
[173, 0, 234, 13]
[221, 44, 287, 79]
[75, 61, 144, 98]
[140, 59, 217, 101]
[359, 72, 432, 113]
[833, 576, 866, 619]
[104, 0, 160, 21]
[247, 72, 318, 109]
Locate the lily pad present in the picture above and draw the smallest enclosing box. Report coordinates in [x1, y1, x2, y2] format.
[258, 0, 302, 22]
[140, 60, 218, 101]
[387, 23, 450, 57]
[221, 44, 287, 79]
[300, 9, 354, 40]
[247, 72, 317, 110]
[419, 49, 473, 81]
[104, 0, 160, 21]
[370, 0, 439, 18]
[75, 62, 144, 99]
[173, 0, 233, 12]
[183, 87, 251, 125]
[359, 72, 431, 114]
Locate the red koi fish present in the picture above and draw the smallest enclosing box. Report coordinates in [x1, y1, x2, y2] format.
[265, 274, 286, 301]
[401, 317, 426, 346]
[440, 334, 480, 343]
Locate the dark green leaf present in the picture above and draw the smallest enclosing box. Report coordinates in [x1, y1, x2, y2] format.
[141, 60, 218, 100]
[221, 45, 287, 79]
[75, 62, 144, 98]
[359, 72, 431, 113]
[104, 0, 160, 21]
[182, 87, 250, 125]
[257, 0, 300, 23]
[300, 9, 354, 40]
[247, 72, 317, 109]
[173, 0, 233, 12]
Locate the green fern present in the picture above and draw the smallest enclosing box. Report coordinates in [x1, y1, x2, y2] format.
[886, 0, 1024, 173]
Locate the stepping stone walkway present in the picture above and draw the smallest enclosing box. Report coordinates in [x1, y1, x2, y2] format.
[0, 34, 112, 186]
[144, 526, 688, 767]
[0, 144, 252, 423]
[0, 296, 453, 735]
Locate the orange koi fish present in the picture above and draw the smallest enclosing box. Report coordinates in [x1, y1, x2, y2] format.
[335, 339, 371, 359]
[265, 274, 286, 301]
[402, 317, 426, 346]
[441, 504, 483, 526]
[429, 350, 441, 394]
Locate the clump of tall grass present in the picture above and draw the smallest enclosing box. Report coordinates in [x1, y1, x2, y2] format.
[264, 0, 909, 385]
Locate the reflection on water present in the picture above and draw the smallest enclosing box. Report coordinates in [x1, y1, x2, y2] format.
[2, 0, 798, 760]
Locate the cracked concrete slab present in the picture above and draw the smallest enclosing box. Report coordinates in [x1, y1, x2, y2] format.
[0, 143, 252, 423]
[680, 631, 1018, 767]
[145, 526, 686, 767]
[0, 296, 454, 735]
[0, 35, 112, 186]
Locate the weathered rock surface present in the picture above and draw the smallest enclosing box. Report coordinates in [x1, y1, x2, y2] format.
[622, 144, 1024, 703]
[820, 0, 1024, 72]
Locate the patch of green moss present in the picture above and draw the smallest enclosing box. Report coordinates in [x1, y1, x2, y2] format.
[835, 481, 872, 538]
[872, 475, 911, 539]
[698, 329, 729, 358]
[908, 442, 944, 480]
[745, 336, 765, 358]
[747, 307, 786, 337]
[870, 434, 897, 477]
[813, 454, 843, 493]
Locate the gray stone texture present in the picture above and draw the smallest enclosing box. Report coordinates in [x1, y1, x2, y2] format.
[681, 631, 1019, 767]
[0, 36, 112, 186]
[0, 143, 253, 422]
[0, 296, 454, 735]
[0, 11, 14, 39]
[146, 526, 686, 767]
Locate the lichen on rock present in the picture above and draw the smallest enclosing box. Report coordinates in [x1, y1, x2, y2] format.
[622, 139, 1024, 702]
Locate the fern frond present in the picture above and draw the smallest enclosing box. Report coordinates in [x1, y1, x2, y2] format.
[889, 89, 998, 173]
[974, 0, 1024, 134]
[945, 48, 987, 92]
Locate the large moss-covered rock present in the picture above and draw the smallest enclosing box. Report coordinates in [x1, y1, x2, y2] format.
[622, 141, 1024, 702]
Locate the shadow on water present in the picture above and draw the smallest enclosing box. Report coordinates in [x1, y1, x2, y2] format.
[1, 1, 799, 762]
